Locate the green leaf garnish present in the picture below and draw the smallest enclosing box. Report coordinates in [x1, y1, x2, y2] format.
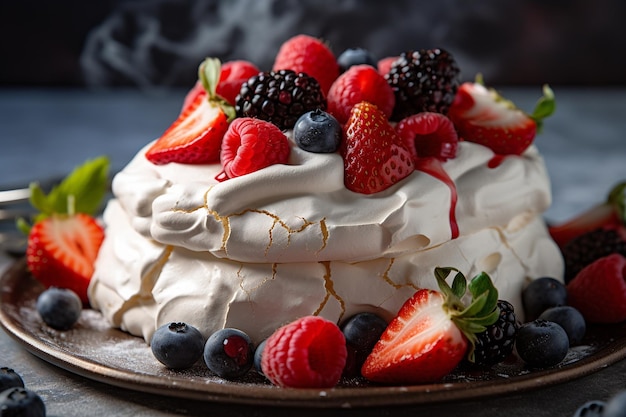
[198, 57, 237, 122]
[608, 181, 626, 225]
[530, 84, 556, 132]
[18, 156, 110, 233]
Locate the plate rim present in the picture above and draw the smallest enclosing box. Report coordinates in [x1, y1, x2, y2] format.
[2, 259, 626, 408]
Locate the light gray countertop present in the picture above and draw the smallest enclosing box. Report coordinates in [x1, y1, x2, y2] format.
[0, 88, 625, 416]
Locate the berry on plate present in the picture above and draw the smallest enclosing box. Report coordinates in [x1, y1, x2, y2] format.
[448, 77, 555, 155]
[472, 300, 520, 368]
[36, 287, 82, 330]
[19, 157, 109, 304]
[272, 34, 339, 96]
[341, 101, 414, 194]
[386, 49, 460, 121]
[515, 320, 570, 368]
[0, 387, 46, 417]
[261, 315, 347, 388]
[538, 306, 586, 346]
[327, 64, 395, 124]
[150, 322, 205, 370]
[521, 276, 568, 321]
[217, 117, 291, 181]
[146, 58, 234, 165]
[396, 112, 459, 162]
[567, 253, 626, 324]
[340, 312, 388, 377]
[204, 328, 254, 379]
[361, 268, 500, 384]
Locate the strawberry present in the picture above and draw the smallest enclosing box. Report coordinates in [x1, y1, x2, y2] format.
[448, 77, 555, 155]
[361, 268, 500, 384]
[27, 214, 104, 304]
[261, 316, 347, 388]
[216, 117, 291, 181]
[272, 34, 339, 96]
[146, 58, 235, 165]
[341, 102, 414, 194]
[327, 64, 395, 125]
[567, 254, 626, 323]
[17, 157, 110, 304]
[215, 60, 260, 105]
[396, 112, 459, 162]
[549, 181, 625, 249]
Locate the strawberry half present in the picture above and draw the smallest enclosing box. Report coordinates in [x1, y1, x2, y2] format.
[146, 58, 235, 165]
[362, 268, 500, 384]
[567, 253, 626, 323]
[342, 101, 414, 194]
[27, 214, 104, 304]
[448, 78, 555, 155]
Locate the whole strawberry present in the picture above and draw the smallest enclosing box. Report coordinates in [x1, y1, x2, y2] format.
[567, 253, 626, 323]
[19, 157, 110, 304]
[362, 268, 500, 384]
[261, 316, 347, 388]
[341, 102, 414, 194]
[216, 60, 260, 105]
[448, 78, 555, 155]
[327, 64, 395, 125]
[272, 34, 339, 96]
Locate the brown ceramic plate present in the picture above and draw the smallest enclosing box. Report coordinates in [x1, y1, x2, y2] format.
[1, 259, 626, 408]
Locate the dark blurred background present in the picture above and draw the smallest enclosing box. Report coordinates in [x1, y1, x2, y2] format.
[1, 0, 625, 89]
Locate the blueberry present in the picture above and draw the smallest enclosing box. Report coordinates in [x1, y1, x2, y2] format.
[0, 368, 24, 393]
[337, 48, 377, 72]
[522, 277, 567, 321]
[515, 320, 569, 368]
[604, 390, 626, 417]
[36, 287, 82, 330]
[572, 400, 605, 417]
[0, 387, 46, 417]
[340, 312, 387, 376]
[204, 328, 254, 379]
[253, 339, 266, 376]
[538, 306, 586, 346]
[150, 322, 204, 369]
[293, 109, 342, 153]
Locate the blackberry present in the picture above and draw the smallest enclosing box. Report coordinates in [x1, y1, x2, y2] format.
[235, 69, 326, 130]
[386, 48, 460, 121]
[472, 300, 519, 367]
[563, 228, 626, 283]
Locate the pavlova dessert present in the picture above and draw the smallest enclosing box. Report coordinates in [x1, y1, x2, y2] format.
[20, 34, 626, 389]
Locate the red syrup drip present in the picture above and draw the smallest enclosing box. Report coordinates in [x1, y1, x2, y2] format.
[414, 157, 459, 239]
[487, 154, 508, 169]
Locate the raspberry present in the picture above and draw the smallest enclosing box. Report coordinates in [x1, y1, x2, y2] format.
[217, 118, 291, 181]
[327, 64, 395, 125]
[216, 60, 260, 105]
[235, 69, 326, 131]
[563, 227, 626, 283]
[567, 253, 626, 323]
[386, 49, 460, 121]
[272, 34, 339, 96]
[395, 112, 459, 162]
[377, 56, 398, 77]
[260, 316, 347, 388]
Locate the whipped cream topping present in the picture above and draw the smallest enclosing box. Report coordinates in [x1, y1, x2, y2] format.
[89, 137, 564, 343]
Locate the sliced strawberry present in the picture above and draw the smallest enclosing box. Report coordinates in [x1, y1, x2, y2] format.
[26, 213, 105, 304]
[272, 34, 339, 96]
[567, 254, 626, 323]
[327, 64, 395, 124]
[396, 112, 459, 162]
[181, 81, 206, 113]
[217, 117, 290, 181]
[261, 316, 347, 388]
[362, 269, 500, 384]
[145, 95, 229, 165]
[549, 181, 625, 249]
[448, 80, 555, 155]
[341, 102, 414, 194]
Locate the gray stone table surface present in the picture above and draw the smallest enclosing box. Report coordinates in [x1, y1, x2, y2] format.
[0, 88, 625, 416]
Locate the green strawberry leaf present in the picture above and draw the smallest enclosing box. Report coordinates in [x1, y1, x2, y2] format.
[530, 85, 556, 132]
[199, 57, 236, 122]
[608, 181, 626, 225]
[468, 272, 499, 317]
